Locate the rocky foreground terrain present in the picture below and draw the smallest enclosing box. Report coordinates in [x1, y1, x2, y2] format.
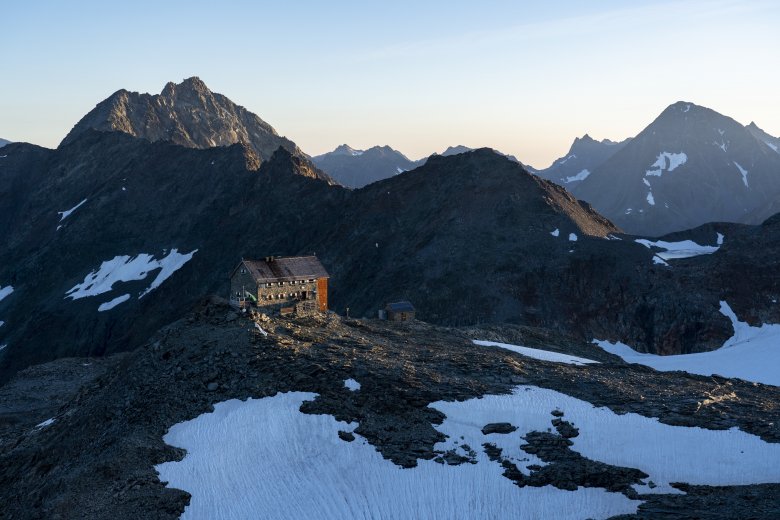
[1, 298, 778, 519]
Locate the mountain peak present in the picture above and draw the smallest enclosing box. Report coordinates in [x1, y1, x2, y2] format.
[441, 145, 473, 156]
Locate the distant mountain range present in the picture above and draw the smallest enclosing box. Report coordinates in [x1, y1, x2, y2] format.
[573, 102, 780, 236]
[314, 144, 524, 188]
[312, 145, 419, 188]
[0, 138, 10, 148]
[536, 103, 780, 236]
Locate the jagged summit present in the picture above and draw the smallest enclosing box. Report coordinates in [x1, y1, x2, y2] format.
[535, 134, 629, 189]
[441, 145, 473, 156]
[58, 77, 333, 183]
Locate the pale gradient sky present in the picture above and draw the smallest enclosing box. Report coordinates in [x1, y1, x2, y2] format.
[1, 0, 778, 168]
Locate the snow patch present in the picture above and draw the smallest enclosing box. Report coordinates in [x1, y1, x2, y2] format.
[473, 340, 598, 365]
[646, 192, 655, 206]
[568, 233, 578, 242]
[0, 344, 6, 352]
[156, 391, 640, 520]
[645, 152, 687, 177]
[395, 167, 405, 174]
[733, 162, 749, 188]
[550, 228, 560, 237]
[344, 378, 361, 391]
[765, 141, 779, 153]
[66, 249, 197, 301]
[717, 232, 724, 245]
[35, 418, 55, 429]
[643, 178, 650, 187]
[254, 323, 268, 337]
[0, 285, 13, 302]
[652, 256, 669, 266]
[635, 238, 719, 260]
[558, 154, 576, 165]
[97, 294, 131, 312]
[596, 301, 780, 386]
[564, 169, 590, 183]
[58, 198, 87, 222]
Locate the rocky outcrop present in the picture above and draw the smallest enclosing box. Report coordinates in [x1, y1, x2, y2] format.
[1, 301, 777, 518]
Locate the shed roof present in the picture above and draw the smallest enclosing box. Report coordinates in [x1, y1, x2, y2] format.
[386, 301, 415, 312]
[239, 256, 329, 283]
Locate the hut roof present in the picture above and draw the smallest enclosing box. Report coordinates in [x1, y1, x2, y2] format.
[239, 256, 329, 283]
[386, 301, 415, 312]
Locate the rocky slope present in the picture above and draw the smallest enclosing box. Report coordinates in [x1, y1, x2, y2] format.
[312, 144, 420, 188]
[1, 299, 778, 519]
[3, 132, 780, 383]
[59, 76, 333, 183]
[746, 121, 780, 154]
[535, 134, 629, 189]
[575, 102, 780, 236]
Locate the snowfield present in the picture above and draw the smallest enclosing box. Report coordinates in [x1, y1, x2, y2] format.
[635, 237, 719, 260]
[65, 249, 197, 304]
[473, 340, 598, 365]
[596, 301, 780, 386]
[156, 387, 780, 519]
[157, 391, 640, 520]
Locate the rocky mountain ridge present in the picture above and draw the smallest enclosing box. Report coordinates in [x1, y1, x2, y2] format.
[535, 134, 630, 189]
[312, 144, 419, 188]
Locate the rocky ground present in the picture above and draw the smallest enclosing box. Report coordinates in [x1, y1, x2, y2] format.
[1, 297, 778, 519]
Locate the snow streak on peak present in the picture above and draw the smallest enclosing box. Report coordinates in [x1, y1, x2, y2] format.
[0, 286, 13, 302]
[645, 152, 687, 177]
[58, 198, 88, 222]
[733, 162, 749, 188]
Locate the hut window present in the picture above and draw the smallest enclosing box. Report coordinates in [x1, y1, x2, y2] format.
[240, 268, 246, 274]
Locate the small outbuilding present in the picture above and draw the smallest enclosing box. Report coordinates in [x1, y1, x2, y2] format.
[230, 255, 329, 315]
[385, 301, 415, 321]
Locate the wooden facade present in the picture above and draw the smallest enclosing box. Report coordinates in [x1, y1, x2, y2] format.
[230, 256, 329, 315]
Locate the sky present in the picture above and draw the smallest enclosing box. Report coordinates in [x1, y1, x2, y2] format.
[1, 0, 779, 168]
